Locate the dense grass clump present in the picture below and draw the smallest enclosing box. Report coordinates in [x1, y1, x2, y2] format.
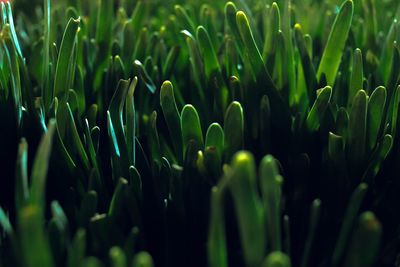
[1, 0, 400, 266]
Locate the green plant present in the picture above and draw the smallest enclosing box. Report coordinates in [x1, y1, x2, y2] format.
[0, 0, 400, 266]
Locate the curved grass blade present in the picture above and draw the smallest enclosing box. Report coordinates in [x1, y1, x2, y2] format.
[205, 123, 224, 153]
[317, 0, 354, 85]
[160, 81, 183, 161]
[109, 247, 126, 267]
[301, 199, 321, 267]
[67, 229, 86, 267]
[305, 86, 332, 132]
[347, 90, 368, 173]
[262, 251, 291, 267]
[363, 134, 393, 184]
[42, 0, 51, 112]
[343, 212, 382, 267]
[126, 77, 138, 166]
[181, 104, 204, 152]
[229, 151, 265, 267]
[348, 48, 364, 107]
[224, 101, 244, 161]
[108, 79, 131, 172]
[262, 2, 280, 62]
[367, 86, 386, 151]
[132, 252, 154, 267]
[54, 18, 80, 99]
[332, 183, 368, 267]
[294, 24, 317, 105]
[29, 119, 56, 210]
[208, 185, 228, 267]
[260, 155, 283, 251]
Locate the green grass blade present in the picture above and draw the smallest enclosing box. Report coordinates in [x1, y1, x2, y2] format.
[15, 138, 29, 211]
[332, 183, 368, 267]
[110, 247, 127, 267]
[348, 48, 364, 107]
[132, 252, 154, 267]
[367, 86, 386, 151]
[260, 155, 283, 251]
[262, 251, 291, 267]
[343, 212, 382, 267]
[29, 119, 56, 210]
[126, 77, 138, 166]
[347, 90, 368, 173]
[160, 81, 183, 161]
[317, 0, 354, 85]
[229, 151, 265, 267]
[181, 104, 204, 152]
[42, 0, 51, 112]
[205, 123, 224, 153]
[305, 86, 332, 132]
[67, 229, 86, 267]
[301, 199, 321, 267]
[224, 101, 244, 161]
[208, 186, 228, 267]
[54, 18, 80, 99]
[262, 2, 280, 62]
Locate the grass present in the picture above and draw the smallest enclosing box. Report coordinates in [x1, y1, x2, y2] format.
[1, 0, 400, 266]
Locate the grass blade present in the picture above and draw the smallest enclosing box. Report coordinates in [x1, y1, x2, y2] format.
[317, 0, 354, 85]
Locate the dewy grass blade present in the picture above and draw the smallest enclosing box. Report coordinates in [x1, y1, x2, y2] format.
[317, 0, 354, 85]
[181, 104, 204, 152]
[54, 18, 80, 99]
[160, 81, 183, 161]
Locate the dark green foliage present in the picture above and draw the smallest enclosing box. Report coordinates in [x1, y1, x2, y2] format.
[1, 0, 400, 267]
